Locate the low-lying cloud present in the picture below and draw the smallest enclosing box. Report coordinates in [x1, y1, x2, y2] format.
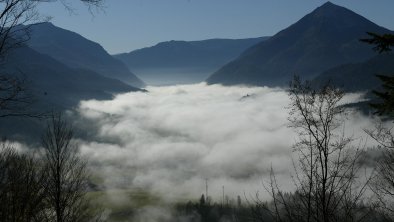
[75, 83, 372, 201]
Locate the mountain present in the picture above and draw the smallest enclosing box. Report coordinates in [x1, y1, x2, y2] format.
[312, 53, 394, 92]
[114, 37, 268, 85]
[207, 2, 392, 87]
[2, 46, 139, 109]
[0, 45, 140, 141]
[26, 22, 145, 88]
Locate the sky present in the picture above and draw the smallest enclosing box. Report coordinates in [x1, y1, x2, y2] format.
[37, 0, 394, 54]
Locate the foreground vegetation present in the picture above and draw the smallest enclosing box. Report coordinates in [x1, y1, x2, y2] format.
[0, 115, 103, 222]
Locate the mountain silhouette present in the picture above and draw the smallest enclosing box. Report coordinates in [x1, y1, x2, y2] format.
[2, 46, 139, 109]
[207, 2, 392, 87]
[115, 37, 268, 85]
[26, 22, 145, 88]
[0, 45, 141, 140]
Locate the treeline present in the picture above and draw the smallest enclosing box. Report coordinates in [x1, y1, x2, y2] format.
[172, 190, 390, 222]
[173, 194, 271, 222]
[0, 115, 101, 222]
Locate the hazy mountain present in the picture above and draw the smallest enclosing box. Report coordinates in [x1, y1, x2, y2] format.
[115, 37, 268, 85]
[312, 53, 394, 92]
[2, 46, 139, 109]
[26, 22, 145, 88]
[0, 46, 140, 140]
[207, 2, 392, 87]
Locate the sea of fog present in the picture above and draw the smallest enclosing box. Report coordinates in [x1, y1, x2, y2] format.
[72, 83, 374, 202]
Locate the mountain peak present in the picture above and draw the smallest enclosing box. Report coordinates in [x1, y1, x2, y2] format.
[35, 21, 55, 27]
[299, 1, 378, 29]
[309, 1, 364, 21]
[313, 1, 349, 15]
[321, 1, 336, 7]
[27, 22, 145, 88]
[207, 2, 390, 87]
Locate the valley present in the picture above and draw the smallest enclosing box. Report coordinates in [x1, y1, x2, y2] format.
[0, 1, 393, 222]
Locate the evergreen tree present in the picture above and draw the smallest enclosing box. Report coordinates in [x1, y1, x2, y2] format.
[361, 32, 394, 53]
[361, 32, 394, 116]
[370, 75, 394, 117]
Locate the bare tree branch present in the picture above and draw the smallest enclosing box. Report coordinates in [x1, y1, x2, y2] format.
[259, 76, 373, 222]
[41, 113, 102, 222]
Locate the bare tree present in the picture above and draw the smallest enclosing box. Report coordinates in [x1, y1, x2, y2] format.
[0, 0, 40, 118]
[0, 115, 102, 222]
[366, 123, 394, 218]
[0, 141, 47, 222]
[0, 1, 38, 59]
[263, 77, 371, 222]
[41, 114, 100, 222]
[0, 74, 37, 118]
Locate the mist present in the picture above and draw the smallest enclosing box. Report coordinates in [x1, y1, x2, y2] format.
[130, 68, 214, 86]
[75, 83, 372, 202]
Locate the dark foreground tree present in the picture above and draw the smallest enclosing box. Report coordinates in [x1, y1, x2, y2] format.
[41, 114, 100, 222]
[263, 77, 371, 222]
[360, 32, 394, 118]
[0, 115, 101, 222]
[366, 84, 394, 218]
[369, 75, 394, 117]
[362, 30, 394, 218]
[366, 123, 394, 219]
[0, 74, 36, 118]
[0, 0, 40, 118]
[360, 32, 394, 54]
[0, 141, 47, 221]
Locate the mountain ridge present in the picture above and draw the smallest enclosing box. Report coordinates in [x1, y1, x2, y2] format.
[26, 22, 145, 88]
[0, 45, 141, 140]
[206, 2, 392, 87]
[115, 37, 269, 85]
[2, 46, 139, 108]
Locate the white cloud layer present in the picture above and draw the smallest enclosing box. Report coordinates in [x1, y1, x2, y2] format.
[75, 83, 372, 201]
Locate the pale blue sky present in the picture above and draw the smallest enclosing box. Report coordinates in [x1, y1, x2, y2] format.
[37, 0, 394, 54]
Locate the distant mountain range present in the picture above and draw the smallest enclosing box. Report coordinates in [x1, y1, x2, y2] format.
[114, 37, 269, 85]
[27, 22, 145, 88]
[207, 2, 393, 89]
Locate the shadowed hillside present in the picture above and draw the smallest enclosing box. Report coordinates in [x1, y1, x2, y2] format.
[207, 2, 392, 87]
[26, 22, 145, 88]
